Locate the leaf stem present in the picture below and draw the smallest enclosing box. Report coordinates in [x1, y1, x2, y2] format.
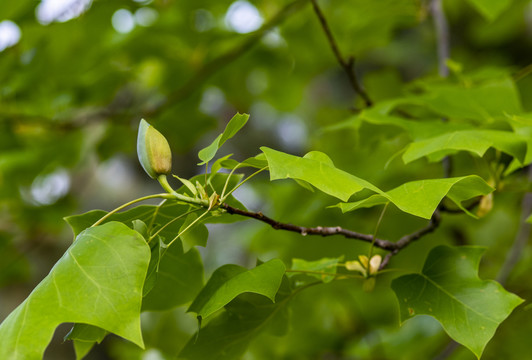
[221, 166, 268, 202]
[158, 174, 209, 207]
[149, 208, 203, 243]
[91, 193, 174, 227]
[148, 199, 167, 232]
[167, 209, 211, 248]
[369, 203, 388, 259]
[220, 163, 243, 200]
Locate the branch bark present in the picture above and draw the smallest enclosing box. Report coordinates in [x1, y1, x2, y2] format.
[221, 203, 441, 263]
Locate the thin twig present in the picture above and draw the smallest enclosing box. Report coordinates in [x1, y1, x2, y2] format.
[310, 0, 372, 107]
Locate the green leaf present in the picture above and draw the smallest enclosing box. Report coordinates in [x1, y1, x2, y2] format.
[188, 259, 286, 319]
[0, 222, 150, 359]
[64, 324, 107, 360]
[391, 245, 523, 359]
[218, 153, 269, 170]
[416, 77, 522, 120]
[338, 176, 493, 219]
[402, 130, 526, 165]
[143, 237, 165, 297]
[288, 257, 341, 283]
[179, 212, 209, 252]
[142, 240, 204, 311]
[261, 147, 381, 202]
[198, 113, 250, 164]
[466, 0, 512, 21]
[180, 277, 293, 360]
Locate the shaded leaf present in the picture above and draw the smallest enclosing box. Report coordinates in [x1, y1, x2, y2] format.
[179, 212, 209, 252]
[180, 277, 293, 360]
[391, 245, 523, 359]
[188, 259, 286, 319]
[64, 324, 107, 360]
[142, 241, 204, 311]
[338, 176, 493, 219]
[0, 222, 150, 359]
[417, 77, 522, 120]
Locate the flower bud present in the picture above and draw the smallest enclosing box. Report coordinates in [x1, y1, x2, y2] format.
[137, 119, 172, 179]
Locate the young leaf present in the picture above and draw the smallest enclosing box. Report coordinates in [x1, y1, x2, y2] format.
[188, 259, 286, 319]
[402, 130, 526, 165]
[261, 146, 381, 202]
[198, 113, 250, 164]
[337, 175, 494, 219]
[391, 245, 523, 359]
[0, 222, 150, 359]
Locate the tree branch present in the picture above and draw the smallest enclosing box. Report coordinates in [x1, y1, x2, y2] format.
[220, 203, 441, 260]
[310, 0, 372, 107]
[430, 0, 450, 77]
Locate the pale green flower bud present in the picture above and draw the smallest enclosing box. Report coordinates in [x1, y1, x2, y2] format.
[137, 119, 172, 179]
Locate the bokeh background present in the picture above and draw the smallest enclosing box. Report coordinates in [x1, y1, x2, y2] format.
[1, 0, 532, 359]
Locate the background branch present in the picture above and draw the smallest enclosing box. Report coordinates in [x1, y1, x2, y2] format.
[430, 0, 450, 77]
[310, 0, 372, 107]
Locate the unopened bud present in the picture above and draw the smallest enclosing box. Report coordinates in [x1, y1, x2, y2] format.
[137, 119, 172, 179]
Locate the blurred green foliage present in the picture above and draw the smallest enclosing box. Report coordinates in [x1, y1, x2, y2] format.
[1, 0, 532, 359]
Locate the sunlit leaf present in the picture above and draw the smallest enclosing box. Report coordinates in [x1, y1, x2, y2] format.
[337, 176, 493, 219]
[0, 222, 150, 359]
[261, 147, 381, 202]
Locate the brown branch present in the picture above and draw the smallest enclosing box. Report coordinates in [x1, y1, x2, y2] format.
[310, 0, 372, 107]
[221, 203, 442, 263]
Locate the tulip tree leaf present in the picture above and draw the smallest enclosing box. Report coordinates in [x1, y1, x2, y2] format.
[261, 147, 381, 202]
[391, 245, 523, 359]
[142, 241, 204, 311]
[64, 324, 107, 360]
[466, 0, 512, 22]
[338, 175, 493, 219]
[288, 257, 341, 283]
[416, 76, 522, 120]
[402, 130, 526, 165]
[188, 259, 286, 319]
[0, 222, 150, 360]
[198, 113, 250, 164]
[180, 277, 293, 360]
